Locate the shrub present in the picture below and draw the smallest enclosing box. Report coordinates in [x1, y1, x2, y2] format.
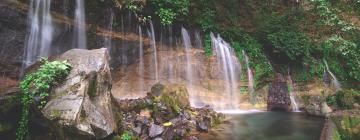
[335, 90, 355, 109]
[151, 0, 190, 25]
[16, 59, 71, 140]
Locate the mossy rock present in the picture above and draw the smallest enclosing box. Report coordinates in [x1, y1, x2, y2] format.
[148, 84, 191, 120]
[331, 112, 360, 140]
[149, 84, 190, 109]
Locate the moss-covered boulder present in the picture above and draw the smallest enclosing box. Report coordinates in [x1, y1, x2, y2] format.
[148, 84, 191, 120]
[330, 110, 360, 140]
[149, 83, 190, 108]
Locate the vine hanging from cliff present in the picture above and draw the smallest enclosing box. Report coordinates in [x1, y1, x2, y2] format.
[16, 59, 71, 140]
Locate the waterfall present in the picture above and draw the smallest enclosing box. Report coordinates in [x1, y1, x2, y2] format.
[182, 27, 193, 84]
[323, 59, 341, 91]
[168, 26, 174, 83]
[211, 33, 240, 110]
[194, 30, 203, 48]
[149, 21, 159, 82]
[138, 26, 144, 92]
[243, 51, 254, 94]
[103, 9, 114, 50]
[23, 0, 54, 69]
[74, 0, 87, 49]
[120, 16, 128, 66]
[181, 27, 196, 106]
[288, 67, 300, 112]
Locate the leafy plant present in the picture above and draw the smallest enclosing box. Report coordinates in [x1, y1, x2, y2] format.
[323, 35, 360, 81]
[204, 34, 213, 57]
[123, 0, 150, 23]
[151, 0, 190, 25]
[326, 95, 337, 106]
[309, 0, 357, 31]
[120, 132, 132, 140]
[267, 30, 312, 60]
[16, 59, 71, 140]
[335, 89, 355, 109]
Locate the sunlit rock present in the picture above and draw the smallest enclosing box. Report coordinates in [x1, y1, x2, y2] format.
[41, 48, 116, 139]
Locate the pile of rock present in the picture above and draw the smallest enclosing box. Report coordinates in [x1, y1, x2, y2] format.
[116, 83, 225, 140]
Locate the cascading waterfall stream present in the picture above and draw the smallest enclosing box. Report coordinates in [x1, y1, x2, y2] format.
[74, 0, 87, 49]
[149, 21, 159, 82]
[103, 9, 114, 50]
[243, 51, 254, 95]
[287, 67, 300, 112]
[138, 26, 144, 93]
[323, 59, 341, 91]
[181, 27, 196, 106]
[210, 33, 240, 110]
[22, 0, 54, 72]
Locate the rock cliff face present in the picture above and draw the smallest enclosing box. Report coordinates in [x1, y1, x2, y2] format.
[41, 48, 116, 139]
[267, 73, 291, 111]
[0, 0, 27, 78]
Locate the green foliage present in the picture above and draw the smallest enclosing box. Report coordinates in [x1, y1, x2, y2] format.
[323, 35, 360, 81]
[309, 0, 357, 31]
[335, 89, 356, 109]
[120, 131, 132, 140]
[204, 34, 213, 57]
[123, 0, 151, 23]
[326, 95, 336, 106]
[151, 0, 190, 25]
[229, 33, 273, 87]
[16, 59, 71, 140]
[112, 131, 137, 140]
[267, 30, 312, 60]
[190, 0, 217, 32]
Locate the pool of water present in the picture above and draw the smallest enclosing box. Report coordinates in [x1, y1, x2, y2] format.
[199, 112, 325, 140]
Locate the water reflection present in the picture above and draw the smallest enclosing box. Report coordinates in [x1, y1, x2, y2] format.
[200, 112, 324, 140]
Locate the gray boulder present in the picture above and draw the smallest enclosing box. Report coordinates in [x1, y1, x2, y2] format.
[149, 123, 164, 138]
[41, 48, 116, 139]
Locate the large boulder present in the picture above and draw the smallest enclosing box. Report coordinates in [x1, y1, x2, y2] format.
[41, 48, 116, 139]
[149, 83, 191, 109]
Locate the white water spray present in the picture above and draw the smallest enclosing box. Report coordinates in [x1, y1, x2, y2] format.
[149, 21, 159, 82]
[74, 0, 87, 49]
[287, 67, 300, 112]
[211, 33, 240, 110]
[181, 27, 196, 106]
[138, 26, 144, 92]
[23, 0, 54, 69]
[243, 51, 254, 94]
[323, 59, 341, 91]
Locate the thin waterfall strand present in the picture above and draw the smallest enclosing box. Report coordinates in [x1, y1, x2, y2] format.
[74, 0, 87, 49]
[243, 51, 254, 94]
[149, 21, 159, 82]
[288, 67, 300, 112]
[23, 0, 53, 69]
[323, 59, 341, 90]
[138, 26, 144, 92]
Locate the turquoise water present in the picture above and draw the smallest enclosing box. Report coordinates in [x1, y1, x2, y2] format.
[200, 112, 325, 140]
